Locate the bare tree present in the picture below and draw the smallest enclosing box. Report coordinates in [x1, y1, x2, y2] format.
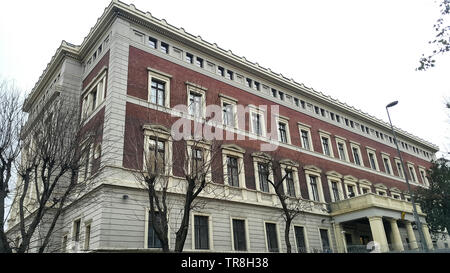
[0, 79, 24, 253]
[256, 153, 313, 253]
[12, 97, 97, 253]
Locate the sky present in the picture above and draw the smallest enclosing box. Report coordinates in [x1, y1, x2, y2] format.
[0, 0, 449, 158]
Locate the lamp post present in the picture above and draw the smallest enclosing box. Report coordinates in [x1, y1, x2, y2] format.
[386, 101, 427, 252]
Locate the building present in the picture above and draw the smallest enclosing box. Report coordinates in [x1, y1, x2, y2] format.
[7, 0, 449, 253]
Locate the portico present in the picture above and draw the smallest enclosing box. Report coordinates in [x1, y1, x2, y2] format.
[330, 193, 432, 252]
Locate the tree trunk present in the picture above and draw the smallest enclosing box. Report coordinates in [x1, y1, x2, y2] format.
[285, 217, 292, 253]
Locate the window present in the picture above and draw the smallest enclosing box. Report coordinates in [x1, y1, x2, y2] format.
[381, 154, 393, 175]
[299, 124, 313, 151]
[285, 170, 296, 197]
[278, 122, 288, 143]
[319, 132, 334, 157]
[309, 175, 320, 202]
[294, 226, 307, 253]
[192, 148, 204, 174]
[258, 163, 270, 193]
[189, 91, 203, 117]
[254, 81, 260, 91]
[246, 78, 253, 88]
[149, 37, 157, 49]
[82, 72, 106, 120]
[367, 149, 379, 171]
[217, 66, 225, 77]
[271, 88, 277, 98]
[62, 234, 68, 253]
[395, 159, 405, 178]
[147, 211, 162, 248]
[84, 223, 91, 251]
[232, 219, 247, 251]
[226, 70, 234, 80]
[148, 69, 171, 108]
[147, 138, 166, 174]
[294, 98, 299, 107]
[160, 42, 169, 54]
[78, 142, 92, 183]
[150, 79, 165, 106]
[319, 229, 331, 253]
[265, 223, 279, 252]
[419, 168, 429, 186]
[185, 52, 194, 64]
[331, 181, 340, 201]
[222, 102, 234, 127]
[347, 184, 356, 198]
[408, 164, 418, 183]
[73, 219, 81, 242]
[336, 138, 348, 162]
[251, 111, 264, 136]
[227, 156, 240, 187]
[194, 215, 210, 250]
[351, 146, 362, 166]
[278, 91, 284, 101]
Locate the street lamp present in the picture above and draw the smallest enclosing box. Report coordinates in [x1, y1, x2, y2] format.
[386, 101, 427, 252]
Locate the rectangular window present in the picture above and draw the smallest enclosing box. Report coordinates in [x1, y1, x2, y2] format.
[294, 98, 299, 107]
[368, 152, 377, 170]
[347, 184, 355, 198]
[73, 219, 81, 242]
[148, 211, 162, 248]
[185, 52, 194, 64]
[309, 175, 320, 201]
[251, 112, 263, 136]
[218, 66, 225, 77]
[320, 229, 331, 253]
[352, 147, 361, 166]
[383, 157, 391, 175]
[254, 81, 260, 91]
[160, 42, 169, 54]
[331, 181, 340, 201]
[258, 163, 270, 193]
[265, 223, 279, 252]
[301, 130, 311, 150]
[338, 142, 346, 161]
[336, 115, 341, 123]
[246, 78, 253, 88]
[149, 37, 158, 49]
[278, 122, 288, 143]
[84, 224, 91, 250]
[396, 162, 404, 178]
[222, 102, 234, 127]
[294, 226, 307, 253]
[192, 148, 204, 174]
[150, 79, 165, 106]
[189, 92, 203, 117]
[148, 138, 165, 174]
[271, 88, 277, 98]
[232, 219, 247, 251]
[226, 70, 234, 80]
[194, 215, 209, 250]
[278, 91, 284, 101]
[227, 156, 240, 187]
[285, 170, 295, 197]
[322, 137, 331, 156]
[408, 166, 417, 182]
[62, 235, 68, 253]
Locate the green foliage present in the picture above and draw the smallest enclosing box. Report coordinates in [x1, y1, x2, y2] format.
[415, 158, 450, 235]
[417, 0, 450, 71]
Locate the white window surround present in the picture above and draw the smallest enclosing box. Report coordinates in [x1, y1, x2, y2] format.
[304, 165, 325, 203]
[276, 115, 291, 144]
[219, 93, 238, 129]
[143, 124, 173, 176]
[293, 225, 310, 253]
[358, 179, 372, 194]
[147, 67, 172, 108]
[335, 136, 349, 162]
[81, 68, 107, 121]
[394, 158, 405, 179]
[317, 228, 333, 253]
[381, 153, 393, 175]
[326, 171, 344, 202]
[263, 221, 281, 253]
[374, 183, 388, 196]
[280, 159, 300, 198]
[191, 212, 214, 251]
[366, 148, 380, 171]
[186, 82, 207, 119]
[77, 140, 93, 184]
[221, 144, 246, 189]
[298, 122, 314, 152]
[144, 207, 170, 248]
[186, 140, 212, 182]
[407, 162, 418, 183]
[319, 130, 334, 158]
[343, 175, 359, 199]
[229, 217, 250, 252]
[252, 152, 275, 194]
[418, 167, 429, 186]
[349, 141, 364, 167]
[390, 188, 402, 200]
[249, 105, 266, 137]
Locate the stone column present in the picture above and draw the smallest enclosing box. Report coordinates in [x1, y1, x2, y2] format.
[421, 224, 434, 250]
[333, 222, 347, 253]
[405, 221, 418, 250]
[368, 216, 389, 252]
[388, 218, 404, 251]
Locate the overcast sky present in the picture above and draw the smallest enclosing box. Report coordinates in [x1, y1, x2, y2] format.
[1, 0, 449, 158]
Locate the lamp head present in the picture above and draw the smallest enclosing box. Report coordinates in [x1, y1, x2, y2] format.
[386, 101, 398, 108]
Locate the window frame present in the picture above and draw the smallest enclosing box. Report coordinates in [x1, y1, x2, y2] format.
[143, 125, 173, 176]
[252, 153, 275, 194]
[230, 217, 249, 252]
[304, 165, 325, 203]
[186, 83, 207, 119]
[148, 68, 171, 108]
[280, 160, 300, 198]
[350, 141, 364, 167]
[221, 144, 246, 189]
[335, 136, 349, 162]
[381, 153, 393, 175]
[81, 70, 107, 120]
[326, 171, 344, 202]
[298, 123, 314, 151]
[407, 163, 418, 183]
[249, 106, 266, 137]
[219, 94, 238, 129]
[319, 131, 334, 157]
[276, 116, 291, 144]
[293, 225, 309, 253]
[264, 221, 281, 253]
[191, 213, 213, 251]
[366, 148, 380, 171]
